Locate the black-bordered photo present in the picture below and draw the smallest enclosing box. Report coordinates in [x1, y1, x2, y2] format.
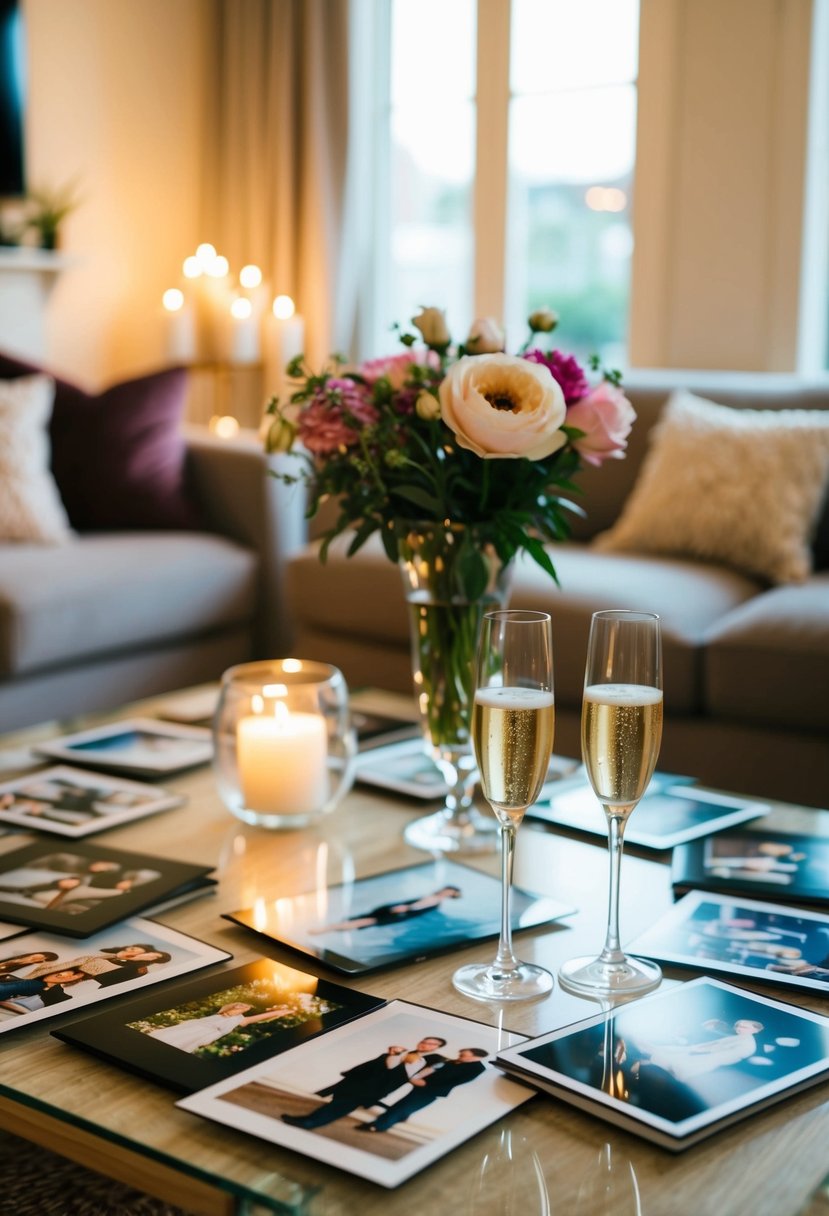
[34, 718, 212, 779]
[496, 977, 829, 1151]
[0, 840, 215, 936]
[0, 917, 230, 1036]
[0, 766, 184, 838]
[178, 999, 532, 1188]
[628, 891, 829, 994]
[530, 772, 768, 849]
[223, 858, 575, 975]
[53, 958, 385, 1092]
[672, 829, 829, 907]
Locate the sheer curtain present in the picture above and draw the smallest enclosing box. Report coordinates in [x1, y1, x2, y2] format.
[201, 0, 351, 366]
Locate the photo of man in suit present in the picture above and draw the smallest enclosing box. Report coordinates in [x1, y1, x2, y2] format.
[281, 1035, 447, 1129]
[356, 1047, 489, 1134]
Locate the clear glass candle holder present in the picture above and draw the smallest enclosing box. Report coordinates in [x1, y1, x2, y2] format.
[212, 659, 356, 829]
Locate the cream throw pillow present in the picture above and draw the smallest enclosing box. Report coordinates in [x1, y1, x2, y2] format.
[0, 374, 73, 543]
[597, 390, 829, 584]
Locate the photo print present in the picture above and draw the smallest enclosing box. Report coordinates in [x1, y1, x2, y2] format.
[672, 829, 829, 908]
[35, 718, 212, 778]
[629, 891, 829, 993]
[0, 917, 230, 1035]
[0, 766, 184, 838]
[178, 999, 532, 1187]
[0, 840, 215, 936]
[224, 858, 574, 975]
[54, 959, 385, 1092]
[496, 977, 829, 1150]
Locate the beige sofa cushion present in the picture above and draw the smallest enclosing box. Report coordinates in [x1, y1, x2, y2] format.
[704, 574, 829, 733]
[0, 375, 73, 544]
[597, 390, 829, 583]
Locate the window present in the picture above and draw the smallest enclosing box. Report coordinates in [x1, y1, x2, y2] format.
[374, 0, 640, 363]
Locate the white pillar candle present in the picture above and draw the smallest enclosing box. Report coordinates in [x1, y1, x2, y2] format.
[162, 288, 197, 364]
[264, 295, 305, 405]
[237, 700, 328, 814]
[228, 296, 260, 364]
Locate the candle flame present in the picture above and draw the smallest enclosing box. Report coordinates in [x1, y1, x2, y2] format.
[252, 694, 264, 714]
[273, 700, 290, 725]
[273, 294, 296, 319]
[162, 288, 184, 312]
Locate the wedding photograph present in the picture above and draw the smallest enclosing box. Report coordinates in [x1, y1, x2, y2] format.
[672, 830, 829, 907]
[0, 840, 215, 935]
[178, 999, 532, 1188]
[0, 766, 184, 837]
[224, 859, 574, 975]
[628, 891, 829, 992]
[54, 960, 385, 1091]
[0, 917, 230, 1035]
[496, 978, 829, 1149]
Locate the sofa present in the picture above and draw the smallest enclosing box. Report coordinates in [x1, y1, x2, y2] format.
[285, 372, 829, 810]
[0, 351, 302, 734]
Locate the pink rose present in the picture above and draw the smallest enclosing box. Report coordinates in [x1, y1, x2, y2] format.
[566, 381, 636, 466]
[360, 350, 439, 390]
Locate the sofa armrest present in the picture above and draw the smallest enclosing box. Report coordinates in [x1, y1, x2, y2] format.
[183, 426, 309, 656]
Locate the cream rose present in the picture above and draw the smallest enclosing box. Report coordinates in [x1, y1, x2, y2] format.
[438, 353, 567, 460]
[415, 389, 441, 421]
[412, 306, 450, 349]
[465, 316, 506, 353]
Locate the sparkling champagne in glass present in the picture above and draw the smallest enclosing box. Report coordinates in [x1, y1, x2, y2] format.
[452, 610, 555, 1001]
[559, 610, 663, 997]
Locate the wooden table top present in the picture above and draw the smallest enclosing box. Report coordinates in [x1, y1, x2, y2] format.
[0, 689, 828, 1216]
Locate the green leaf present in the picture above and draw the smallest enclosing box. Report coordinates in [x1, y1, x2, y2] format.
[392, 485, 442, 514]
[455, 541, 490, 600]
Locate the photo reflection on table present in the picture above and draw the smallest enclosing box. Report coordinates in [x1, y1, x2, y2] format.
[576, 1142, 643, 1216]
[467, 1126, 550, 1216]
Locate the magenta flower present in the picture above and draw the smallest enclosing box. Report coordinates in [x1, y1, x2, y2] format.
[523, 348, 590, 405]
[298, 378, 379, 456]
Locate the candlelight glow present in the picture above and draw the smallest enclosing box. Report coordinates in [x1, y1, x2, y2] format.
[273, 294, 296, 319]
[196, 242, 217, 267]
[182, 256, 202, 279]
[208, 414, 240, 439]
[207, 254, 230, 278]
[231, 296, 253, 320]
[162, 288, 184, 312]
[240, 264, 263, 289]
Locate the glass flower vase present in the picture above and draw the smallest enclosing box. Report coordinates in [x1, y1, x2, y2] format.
[395, 520, 513, 853]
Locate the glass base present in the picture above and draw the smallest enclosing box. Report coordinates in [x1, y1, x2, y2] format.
[228, 805, 320, 830]
[558, 953, 662, 998]
[403, 807, 499, 854]
[452, 960, 554, 1002]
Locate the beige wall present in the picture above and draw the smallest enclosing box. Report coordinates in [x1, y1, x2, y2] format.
[23, 0, 209, 387]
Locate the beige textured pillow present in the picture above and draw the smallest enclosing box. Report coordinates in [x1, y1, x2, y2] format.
[597, 390, 829, 584]
[0, 374, 73, 543]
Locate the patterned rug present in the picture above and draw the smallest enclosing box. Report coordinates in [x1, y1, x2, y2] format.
[0, 1132, 194, 1215]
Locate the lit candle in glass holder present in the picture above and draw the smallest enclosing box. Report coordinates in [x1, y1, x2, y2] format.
[237, 691, 328, 816]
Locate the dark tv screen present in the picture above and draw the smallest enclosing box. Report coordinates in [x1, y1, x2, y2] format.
[0, 0, 25, 197]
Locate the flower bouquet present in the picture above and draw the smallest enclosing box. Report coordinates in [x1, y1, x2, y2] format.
[265, 307, 635, 851]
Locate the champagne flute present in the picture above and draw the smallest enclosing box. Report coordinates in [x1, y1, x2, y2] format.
[452, 609, 555, 1001]
[559, 610, 663, 997]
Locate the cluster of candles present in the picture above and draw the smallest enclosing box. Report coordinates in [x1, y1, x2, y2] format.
[161, 243, 305, 402]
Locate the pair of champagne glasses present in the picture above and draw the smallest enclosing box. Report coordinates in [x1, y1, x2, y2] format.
[452, 607, 663, 1003]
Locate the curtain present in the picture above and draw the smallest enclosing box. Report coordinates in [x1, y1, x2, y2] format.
[201, 0, 350, 367]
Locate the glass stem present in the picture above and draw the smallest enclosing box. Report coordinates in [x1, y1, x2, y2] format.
[599, 811, 627, 965]
[493, 821, 519, 972]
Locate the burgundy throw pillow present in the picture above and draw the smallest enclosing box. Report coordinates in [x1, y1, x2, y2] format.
[0, 353, 201, 531]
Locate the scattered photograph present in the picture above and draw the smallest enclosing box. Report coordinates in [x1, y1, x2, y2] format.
[53, 959, 385, 1092]
[0, 840, 215, 936]
[353, 737, 448, 799]
[496, 977, 829, 1150]
[178, 999, 532, 1188]
[0, 766, 184, 838]
[530, 773, 767, 850]
[0, 917, 230, 1035]
[35, 718, 212, 779]
[223, 858, 575, 975]
[672, 829, 829, 907]
[351, 709, 420, 751]
[628, 891, 829, 994]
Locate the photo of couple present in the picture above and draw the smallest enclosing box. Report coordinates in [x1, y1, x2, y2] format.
[0, 918, 229, 1034]
[629, 891, 829, 993]
[0, 765, 181, 837]
[178, 1000, 532, 1188]
[225, 858, 571, 975]
[0, 850, 159, 915]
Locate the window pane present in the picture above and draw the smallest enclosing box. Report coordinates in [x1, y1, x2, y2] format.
[378, 0, 476, 347]
[511, 0, 639, 94]
[506, 84, 636, 366]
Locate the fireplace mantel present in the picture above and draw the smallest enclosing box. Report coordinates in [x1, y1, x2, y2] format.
[0, 246, 74, 362]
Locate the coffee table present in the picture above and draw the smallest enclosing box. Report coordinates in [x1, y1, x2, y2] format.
[0, 688, 828, 1216]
